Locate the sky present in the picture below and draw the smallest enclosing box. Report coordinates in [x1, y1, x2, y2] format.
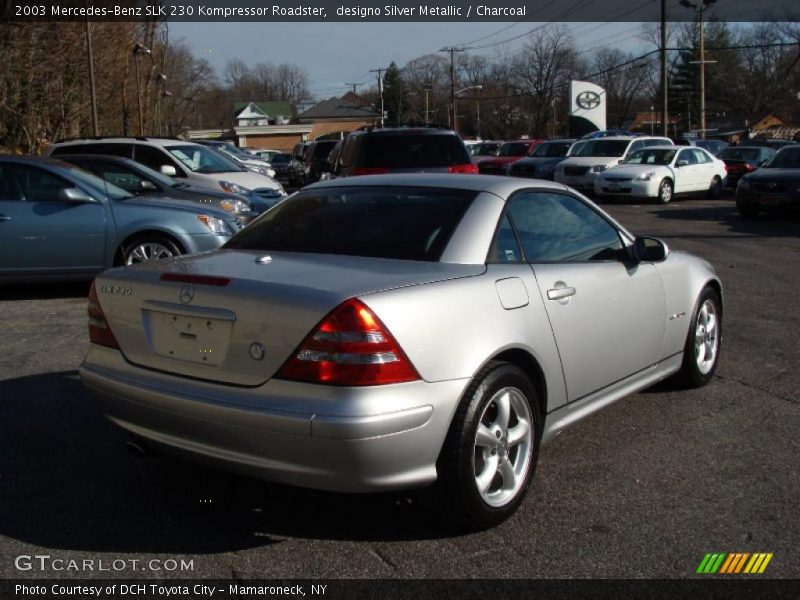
[170, 21, 639, 100]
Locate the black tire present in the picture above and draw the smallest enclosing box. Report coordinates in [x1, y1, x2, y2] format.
[657, 178, 673, 204]
[673, 286, 722, 389]
[428, 361, 541, 530]
[120, 234, 182, 266]
[737, 203, 759, 219]
[707, 176, 722, 199]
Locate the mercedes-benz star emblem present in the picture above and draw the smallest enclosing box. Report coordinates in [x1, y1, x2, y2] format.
[179, 284, 195, 304]
[576, 91, 602, 110]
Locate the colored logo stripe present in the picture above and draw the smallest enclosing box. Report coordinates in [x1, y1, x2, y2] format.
[698, 552, 773, 574]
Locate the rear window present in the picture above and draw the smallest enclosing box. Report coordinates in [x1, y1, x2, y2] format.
[720, 148, 761, 161]
[224, 186, 476, 261]
[576, 140, 630, 157]
[498, 142, 531, 157]
[362, 135, 470, 168]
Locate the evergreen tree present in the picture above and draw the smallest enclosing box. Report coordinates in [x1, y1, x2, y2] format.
[383, 62, 409, 126]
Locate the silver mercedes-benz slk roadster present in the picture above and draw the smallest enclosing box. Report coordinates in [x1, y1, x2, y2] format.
[79, 174, 722, 529]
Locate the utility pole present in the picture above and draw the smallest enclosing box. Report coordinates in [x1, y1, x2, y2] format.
[681, 0, 717, 139]
[132, 43, 151, 136]
[660, 0, 668, 137]
[85, 15, 99, 136]
[440, 46, 466, 133]
[345, 82, 363, 95]
[369, 68, 386, 127]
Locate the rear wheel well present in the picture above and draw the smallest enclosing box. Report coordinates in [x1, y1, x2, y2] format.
[490, 349, 547, 419]
[115, 231, 185, 266]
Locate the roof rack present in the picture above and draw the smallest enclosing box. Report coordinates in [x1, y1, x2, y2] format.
[53, 135, 182, 143]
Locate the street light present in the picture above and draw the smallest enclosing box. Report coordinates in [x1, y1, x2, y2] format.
[680, 0, 717, 139]
[155, 73, 167, 136]
[423, 83, 433, 125]
[132, 43, 151, 136]
[650, 105, 655, 136]
[454, 85, 483, 138]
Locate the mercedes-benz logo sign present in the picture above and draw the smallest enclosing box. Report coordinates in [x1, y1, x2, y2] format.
[576, 91, 602, 110]
[179, 284, 195, 304]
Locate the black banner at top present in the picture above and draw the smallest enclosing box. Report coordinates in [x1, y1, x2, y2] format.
[4, 0, 799, 22]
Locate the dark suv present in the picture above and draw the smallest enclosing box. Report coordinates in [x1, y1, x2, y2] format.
[330, 127, 476, 177]
[296, 140, 339, 187]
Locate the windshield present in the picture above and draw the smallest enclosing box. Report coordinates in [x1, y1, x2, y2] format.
[721, 148, 762, 162]
[623, 148, 676, 166]
[166, 145, 242, 174]
[224, 186, 477, 261]
[497, 142, 531, 157]
[60, 164, 133, 200]
[764, 147, 800, 168]
[270, 153, 291, 163]
[531, 142, 572, 158]
[576, 140, 630, 157]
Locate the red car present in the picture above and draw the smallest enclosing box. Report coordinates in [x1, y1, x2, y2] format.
[720, 146, 775, 188]
[476, 139, 544, 175]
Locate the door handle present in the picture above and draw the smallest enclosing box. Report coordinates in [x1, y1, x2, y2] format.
[547, 285, 576, 301]
[0, 215, 10, 222]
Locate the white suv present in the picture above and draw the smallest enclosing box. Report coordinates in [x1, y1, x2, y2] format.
[47, 137, 286, 210]
[554, 136, 673, 193]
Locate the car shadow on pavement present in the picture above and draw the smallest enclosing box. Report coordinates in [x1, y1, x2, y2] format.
[0, 282, 90, 301]
[0, 371, 451, 555]
[645, 204, 800, 237]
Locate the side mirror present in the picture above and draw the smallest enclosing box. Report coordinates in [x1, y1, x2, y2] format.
[632, 236, 669, 263]
[159, 165, 177, 177]
[676, 159, 689, 167]
[58, 187, 94, 203]
[138, 180, 158, 192]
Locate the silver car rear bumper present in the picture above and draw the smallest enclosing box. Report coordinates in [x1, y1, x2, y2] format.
[80, 346, 468, 492]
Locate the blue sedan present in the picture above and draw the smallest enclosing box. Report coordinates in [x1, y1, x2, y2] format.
[0, 157, 241, 282]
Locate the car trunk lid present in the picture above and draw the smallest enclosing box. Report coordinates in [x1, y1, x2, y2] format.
[94, 250, 484, 386]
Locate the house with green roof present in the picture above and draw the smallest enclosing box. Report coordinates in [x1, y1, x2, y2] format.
[234, 102, 294, 127]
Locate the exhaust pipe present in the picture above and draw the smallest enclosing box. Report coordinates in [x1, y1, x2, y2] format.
[125, 438, 148, 458]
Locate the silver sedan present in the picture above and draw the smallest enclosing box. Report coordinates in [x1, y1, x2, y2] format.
[79, 174, 722, 529]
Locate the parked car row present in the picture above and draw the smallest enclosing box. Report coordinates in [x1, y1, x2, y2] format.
[0, 136, 294, 281]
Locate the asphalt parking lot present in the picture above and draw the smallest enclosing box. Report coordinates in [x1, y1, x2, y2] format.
[1, 192, 798, 580]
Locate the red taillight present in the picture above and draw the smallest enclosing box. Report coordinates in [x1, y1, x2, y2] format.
[351, 167, 391, 176]
[88, 281, 120, 349]
[745, 163, 754, 171]
[160, 273, 231, 286]
[276, 298, 420, 386]
[448, 163, 479, 174]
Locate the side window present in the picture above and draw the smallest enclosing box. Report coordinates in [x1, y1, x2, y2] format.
[88, 161, 144, 194]
[50, 144, 88, 155]
[488, 214, 523, 264]
[338, 137, 358, 169]
[692, 149, 711, 163]
[677, 149, 695, 165]
[0, 165, 23, 201]
[13, 166, 71, 202]
[507, 191, 624, 263]
[134, 145, 183, 175]
[90, 143, 133, 158]
[628, 140, 644, 154]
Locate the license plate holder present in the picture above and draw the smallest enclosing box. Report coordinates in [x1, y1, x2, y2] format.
[760, 196, 780, 206]
[146, 311, 233, 366]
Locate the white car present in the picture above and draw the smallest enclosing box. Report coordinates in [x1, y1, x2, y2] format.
[595, 146, 727, 203]
[554, 136, 673, 194]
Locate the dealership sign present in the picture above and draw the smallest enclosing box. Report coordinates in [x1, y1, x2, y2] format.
[569, 81, 606, 134]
